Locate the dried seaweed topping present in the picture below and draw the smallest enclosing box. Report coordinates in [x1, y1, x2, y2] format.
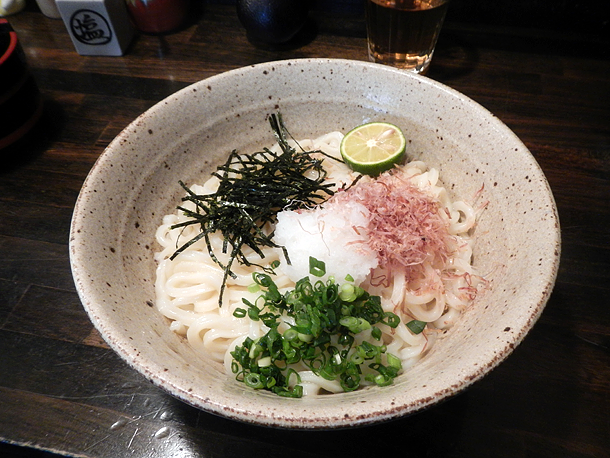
[169, 113, 337, 305]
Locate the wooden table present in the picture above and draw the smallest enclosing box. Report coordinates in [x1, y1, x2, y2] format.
[1, 4, 609, 457]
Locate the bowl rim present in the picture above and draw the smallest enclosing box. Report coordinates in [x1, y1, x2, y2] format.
[70, 57, 561, 429]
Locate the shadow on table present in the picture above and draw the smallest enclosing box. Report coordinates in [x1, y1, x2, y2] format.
[0, 98, 66, 175]
[0, 442, 63, 457]
[428, 30, 480, 80]
[167, 390, 471, 458]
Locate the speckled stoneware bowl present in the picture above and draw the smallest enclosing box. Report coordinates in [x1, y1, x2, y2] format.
[70, 58, 560, 429]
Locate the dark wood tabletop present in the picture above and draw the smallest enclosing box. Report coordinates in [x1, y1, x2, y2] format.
[1, 2, 609, 457]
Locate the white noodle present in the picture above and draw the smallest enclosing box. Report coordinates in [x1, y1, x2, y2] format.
[154, 131, 483, 395]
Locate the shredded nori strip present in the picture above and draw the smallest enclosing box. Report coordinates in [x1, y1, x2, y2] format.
[169, 113, 338, 305]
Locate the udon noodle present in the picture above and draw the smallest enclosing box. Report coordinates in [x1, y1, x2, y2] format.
[154, 130, 484, 395]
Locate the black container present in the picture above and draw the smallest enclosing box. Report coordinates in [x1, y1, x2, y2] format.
[0, 19, 43, 151]
[236, 0, 310, 46]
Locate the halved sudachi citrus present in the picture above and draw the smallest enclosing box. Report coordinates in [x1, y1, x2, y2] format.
[340, 122, 406, 176]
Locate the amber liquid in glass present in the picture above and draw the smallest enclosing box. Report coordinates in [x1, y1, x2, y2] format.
[366, 0, 449, 73]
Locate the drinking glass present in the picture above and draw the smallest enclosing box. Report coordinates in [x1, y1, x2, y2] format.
[366, 0, 450, 74]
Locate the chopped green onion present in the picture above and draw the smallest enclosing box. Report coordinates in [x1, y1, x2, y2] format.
[244, 373, 265, 389]
[406, 319, 427, 334]
[298, 332, 314, 343]
[247, 283, 260, 294]
[231, 262, 403, 397]
[247, 306, 260, 321]
[340, 316, 371, 333]
[351, 353, 364, 365]
[283, 328, 298, 342]
[231, 361, 239, 374]
[373, 373, 394, 387]
[257, 356, 272, 367]
[309, 256, 326, 277]
[233, 308, 247, 318]
[384, 312, 401, 328]
[387, 353, 403, 370]
[371, 326, 382, 340]
[339, 283, 356, 302]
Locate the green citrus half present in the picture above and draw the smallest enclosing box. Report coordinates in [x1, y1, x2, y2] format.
[340, 122, 406, 176]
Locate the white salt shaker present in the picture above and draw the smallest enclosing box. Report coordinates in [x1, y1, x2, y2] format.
[56, 0, 134, 56]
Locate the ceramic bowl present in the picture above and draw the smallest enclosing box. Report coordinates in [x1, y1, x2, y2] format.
[69, 58, 560, 429]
